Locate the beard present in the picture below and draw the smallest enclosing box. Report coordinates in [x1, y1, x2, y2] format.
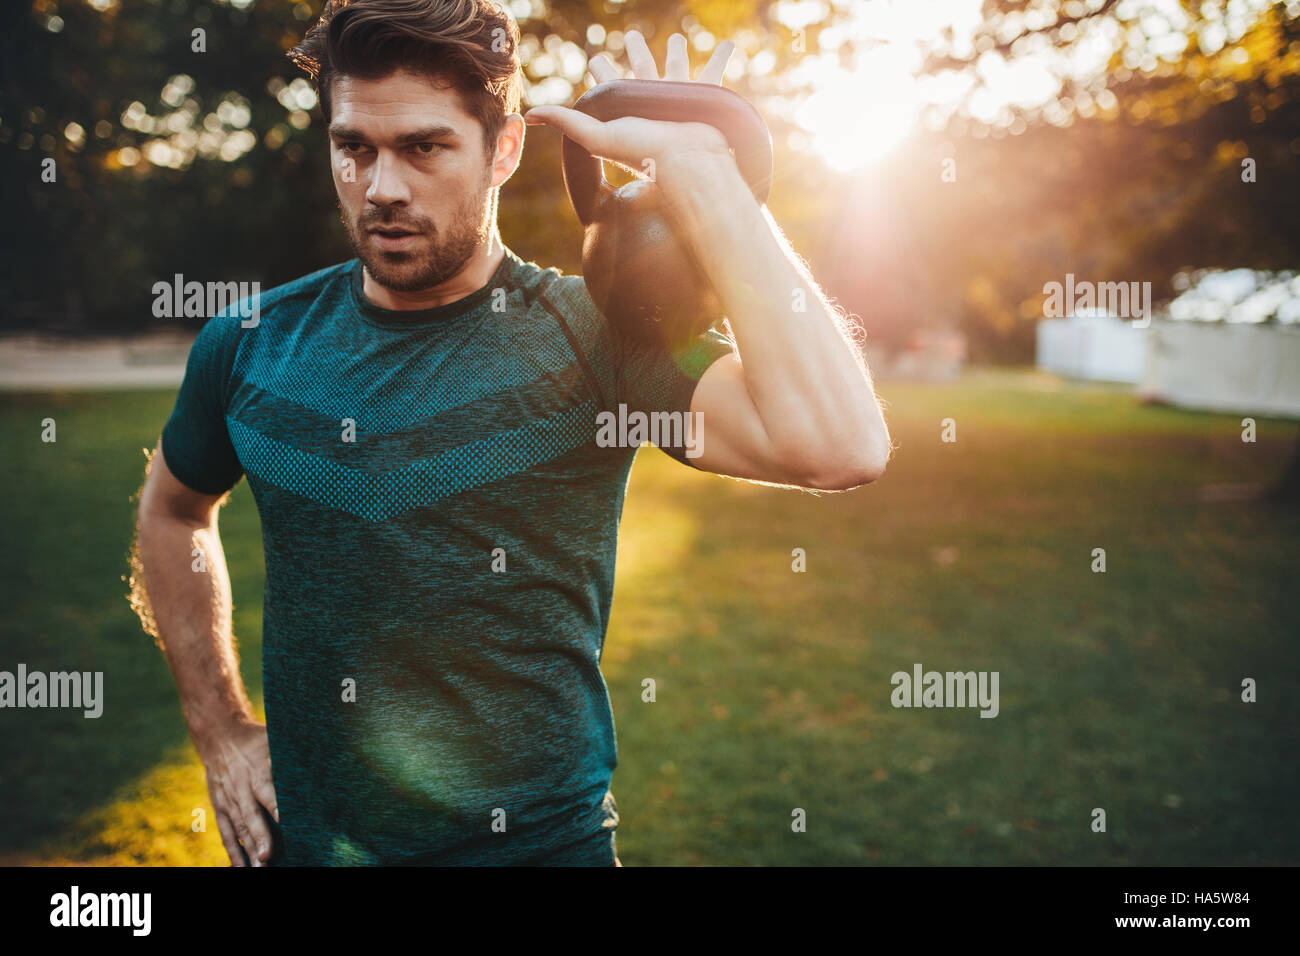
[341, 172, 494, 294]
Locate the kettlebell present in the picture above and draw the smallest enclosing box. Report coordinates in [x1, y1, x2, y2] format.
[561, 79, 773, 345]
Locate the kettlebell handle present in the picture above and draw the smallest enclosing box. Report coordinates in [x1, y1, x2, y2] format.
[561, 79, 774, 227]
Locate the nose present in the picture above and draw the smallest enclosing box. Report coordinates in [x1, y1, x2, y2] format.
[365, 149, 411, 207]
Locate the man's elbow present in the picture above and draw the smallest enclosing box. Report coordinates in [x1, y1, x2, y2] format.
[792, 441, 890, 491]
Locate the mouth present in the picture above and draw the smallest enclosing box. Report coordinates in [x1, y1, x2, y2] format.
[368, 226, 422, 249]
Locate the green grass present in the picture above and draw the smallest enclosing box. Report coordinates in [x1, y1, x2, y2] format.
[1, 370, 1297, 865]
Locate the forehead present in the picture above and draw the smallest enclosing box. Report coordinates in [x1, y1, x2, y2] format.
[329, 68, 473, 133]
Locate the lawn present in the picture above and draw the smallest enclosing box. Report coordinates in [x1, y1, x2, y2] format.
[1, 369, 1296, 865]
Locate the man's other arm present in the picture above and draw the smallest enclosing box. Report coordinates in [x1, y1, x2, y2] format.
[134, 439, 278, 866]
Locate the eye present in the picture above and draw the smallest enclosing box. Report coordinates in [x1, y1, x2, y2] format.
[338, 142, 368, 154]
[413, 143, 442, 154]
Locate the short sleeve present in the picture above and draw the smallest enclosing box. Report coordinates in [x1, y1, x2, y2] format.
[160, 314, 245, 495]
[533, 273, 736, 467]
[609, 321, 735, 467]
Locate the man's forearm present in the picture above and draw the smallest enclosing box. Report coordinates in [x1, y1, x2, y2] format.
[136, 510, 254, 747]
[658, 148, 891, 473]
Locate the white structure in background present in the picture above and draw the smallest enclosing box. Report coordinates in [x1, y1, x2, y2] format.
[1139, 269, 1300, 417]
[1036, 310, 1148, 383]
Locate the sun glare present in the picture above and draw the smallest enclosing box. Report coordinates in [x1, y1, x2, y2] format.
[781, 0, 1276, 171]
[795, 60, 919, 171]
[781, 0, 982, 171]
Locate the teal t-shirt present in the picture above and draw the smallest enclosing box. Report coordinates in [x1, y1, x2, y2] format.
[160, 246, 733, 865]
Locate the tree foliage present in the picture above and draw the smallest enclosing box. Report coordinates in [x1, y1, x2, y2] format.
[1, 0, 1296, 360]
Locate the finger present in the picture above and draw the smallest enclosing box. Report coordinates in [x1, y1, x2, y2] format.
[523, 107, 611, 154]
[523, 105, 577, 130]
[521, 107, 641, 169]
[215, 810, 248, 867]
[587, 53, 621, 85]
[235, 790, 274, 866]
[624, 30, 659, 80]
[698, 40, 736, 86]
[232, 815, 261, 867]
[664, 33, 690, 82]
[252, 776, 279, 825]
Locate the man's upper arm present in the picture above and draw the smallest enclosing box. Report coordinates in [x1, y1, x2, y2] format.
[158, 313, 245, 498]
[142, 438, 229, 525]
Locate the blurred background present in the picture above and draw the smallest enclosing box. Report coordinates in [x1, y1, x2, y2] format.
[0, 0, 1297, 865]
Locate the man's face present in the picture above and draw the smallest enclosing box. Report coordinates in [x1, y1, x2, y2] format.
[328, 69, 501, 293]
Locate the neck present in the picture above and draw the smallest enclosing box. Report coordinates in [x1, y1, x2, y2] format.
[361, 230, 505, 311]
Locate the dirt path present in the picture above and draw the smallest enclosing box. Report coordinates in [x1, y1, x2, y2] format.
[0, 332, 193, 391]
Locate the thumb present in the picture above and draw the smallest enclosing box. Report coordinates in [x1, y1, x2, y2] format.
[523, 105, 576, 128]
[524, 106, 606, 145]
[525, 106, 631, 168]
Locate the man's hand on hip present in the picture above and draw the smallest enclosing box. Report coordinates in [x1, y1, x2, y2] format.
[196, 716, 279, 867]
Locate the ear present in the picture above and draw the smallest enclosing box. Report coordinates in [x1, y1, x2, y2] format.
[489, 113, 526, 188]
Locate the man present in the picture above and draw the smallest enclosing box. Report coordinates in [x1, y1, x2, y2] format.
[133, 0, 890, 866]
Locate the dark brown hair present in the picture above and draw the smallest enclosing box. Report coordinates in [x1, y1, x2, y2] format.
[289, 0, 522, 158]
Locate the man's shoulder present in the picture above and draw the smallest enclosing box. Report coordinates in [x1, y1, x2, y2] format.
[506, 251, 606, 332]
[503, 249, 581, 300]
[202, 259, 352, 330]
[256, 259, 355, 317]
[190, 260, 353, 367]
